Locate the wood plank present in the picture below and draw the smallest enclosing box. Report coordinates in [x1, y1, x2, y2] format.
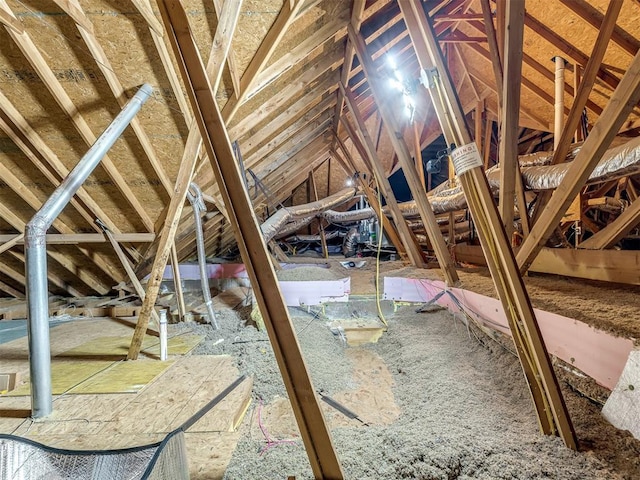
[340, 84, 425, 267]
[399, 0, 577, 449]
[0, 1, 154, 232]
[0, 234, 154, 244]
[348, 25, 459, 285]
[497, 0, 525, 240]
[156, 2, 344, 477]
[221, 0, 304, 123]
[333, 0, 366, 140]
[455, 244, 640, 286]
[517, 49, 640, 273]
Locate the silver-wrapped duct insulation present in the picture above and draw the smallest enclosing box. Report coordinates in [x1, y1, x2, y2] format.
[342, 227, 359, 257]
[261, 187, 357, 242]
[285, 231, 342, 243]
[322, 207, 376, 223]
[396, 136, 640, 216]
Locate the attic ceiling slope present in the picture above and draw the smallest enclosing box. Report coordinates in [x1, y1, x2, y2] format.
[0, 0, 639, 296]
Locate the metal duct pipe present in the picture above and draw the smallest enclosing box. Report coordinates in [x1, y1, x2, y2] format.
[25, 83, 153, 418]
[553, 56, 566, 150]
[186, 183, 219, 329]
[261, 187, 358, 242]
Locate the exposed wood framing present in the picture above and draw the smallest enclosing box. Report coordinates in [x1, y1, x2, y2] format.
[222, 0, 305, 123]
[333, 0, 366, 139]
[341, 84, 424, 266]
[551, 1, 621, 168]
[456, 244, 640, 286]
[578, 194, 640, 249]
[53, 0, 173, 196]
[517, 49, 640, 273]
[349, 24, 459, 285]
[0, 0, 154, 232]
[399, 0, 577, 449]
[157, 2, 344, 477]
[497, 0, 527, 240]
[530, 1, 622, 227]
[332, 141, 408, 260]
[558, 0, 639, 57]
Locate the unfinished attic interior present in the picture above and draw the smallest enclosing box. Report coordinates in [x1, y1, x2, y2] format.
[2, 0, 640, 477]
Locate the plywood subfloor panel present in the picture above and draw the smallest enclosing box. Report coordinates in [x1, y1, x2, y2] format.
[5, 360, 114, 396]
[69, 359, 174, 394]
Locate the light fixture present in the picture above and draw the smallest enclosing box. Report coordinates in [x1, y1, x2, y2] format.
[345, 177, 354, 187]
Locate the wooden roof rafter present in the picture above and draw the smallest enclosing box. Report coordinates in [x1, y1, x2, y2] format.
[51, 0, 173, 196]
[222, 0, 306, 123]
[0, 0, 155, 232]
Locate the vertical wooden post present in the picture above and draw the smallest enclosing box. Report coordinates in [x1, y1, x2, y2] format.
[158, 2, 344, 477]
[399, 0, 577, 449]
[573, 64, 583, 143]
[348, 26, 459, 285]
[413, 120, 426, 191]
[309, 169, 329, 258]
[497, 0, 527, 241]
[170, 244, 187, 321]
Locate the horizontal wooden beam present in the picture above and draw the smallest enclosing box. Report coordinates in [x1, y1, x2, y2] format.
[456, 244, 640, 286]
[0, 234, 155, 244]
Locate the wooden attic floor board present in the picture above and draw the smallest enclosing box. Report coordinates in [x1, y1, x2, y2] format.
[0, 317, 253, 479]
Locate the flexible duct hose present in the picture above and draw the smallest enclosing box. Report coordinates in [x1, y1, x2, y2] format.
[187, 183, 219, 329]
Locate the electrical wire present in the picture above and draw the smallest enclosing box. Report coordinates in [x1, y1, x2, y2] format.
[372, 169, 388, 327]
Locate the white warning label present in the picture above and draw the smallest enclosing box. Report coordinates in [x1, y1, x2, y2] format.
[451, 142, 483, 175]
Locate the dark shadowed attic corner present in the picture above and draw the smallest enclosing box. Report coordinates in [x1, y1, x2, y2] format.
[1, 0, 640, 479]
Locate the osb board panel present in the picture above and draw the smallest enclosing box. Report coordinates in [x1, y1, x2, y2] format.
[230, 0, 283, 79]
[99, 355, 241, 434]
[5, 359, 114, 396]
[10, 393, 135, 436]
[184, 431, 242, 480]
[69, 359, 173, 394]
[167, 373, 252, 433]
[267, 0, 347, 67]
[0, 0, 185, 232]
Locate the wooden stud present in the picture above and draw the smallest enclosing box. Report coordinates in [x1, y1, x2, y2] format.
[399, 0, 577, 449]
[517, 48, 640, 273]
[98, 222, 161, 328]
[497, 0, 526, 241]
[340, 86, 425, 267]
[157, 2, 344, 477]
[169, 244, 187, 321]
[348, 25, 459, 285]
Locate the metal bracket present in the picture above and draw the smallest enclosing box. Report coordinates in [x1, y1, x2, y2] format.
[420, 67, 439, 89]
